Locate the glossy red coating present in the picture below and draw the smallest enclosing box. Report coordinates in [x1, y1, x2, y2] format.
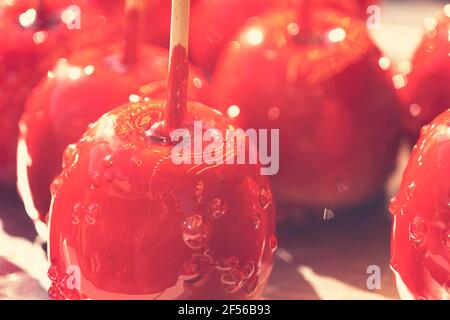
[190, 0, 376, 75]
[0, 0, 116, 183]
[166, 45, 189, 130]
[18, 42, 209, 224]
[211, 8, 401, 215]
[390, 109, 450, 300]
[47, 100, 276, 299]
[398, 12, 450, 144]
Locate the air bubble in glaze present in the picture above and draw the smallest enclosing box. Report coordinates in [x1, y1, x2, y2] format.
[182, 215, 210, 249]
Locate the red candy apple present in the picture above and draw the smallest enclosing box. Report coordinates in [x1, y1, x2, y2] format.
[390, 109, 450, 300]
[0, 0, 115, 183]
[47, 0, 275, 299]
[47, 100, 276, 299]
[17, 42, 208, 228]
[211, 7, 400, 218]
[397, 8, 450, 144]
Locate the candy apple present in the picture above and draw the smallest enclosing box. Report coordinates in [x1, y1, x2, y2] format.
[390, 109, 450, 300]
[46, 99, 276, 299]
[211, 7, 401, 218]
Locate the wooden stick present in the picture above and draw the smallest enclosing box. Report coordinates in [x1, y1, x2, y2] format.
[122, 0, 143, 65]
[166, 0, 190, 131]
[168, 0, 190, 65]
